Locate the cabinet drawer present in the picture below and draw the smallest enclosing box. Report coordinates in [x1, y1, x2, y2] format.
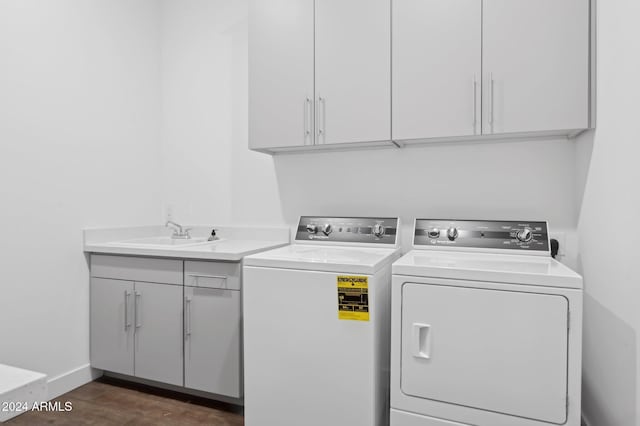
[91, 255, 183, 285]
[184, 261, 241, 290]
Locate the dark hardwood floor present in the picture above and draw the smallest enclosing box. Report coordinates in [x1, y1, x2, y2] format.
[6, 377, 244, 425]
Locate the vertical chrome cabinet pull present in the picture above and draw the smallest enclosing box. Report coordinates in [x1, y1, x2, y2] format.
[124, 291, 131, 330]
[489, 73, 495, 133]
[317, 97, 325, 143]
[185, 297, 192, 337]
[473, 76, 478, 134]
[134, 292, 141, 329]
[304, 97, 312, 145]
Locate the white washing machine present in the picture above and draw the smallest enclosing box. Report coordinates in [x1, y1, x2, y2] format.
[243, 216, 402, 426]
[390, 219, 583, 426]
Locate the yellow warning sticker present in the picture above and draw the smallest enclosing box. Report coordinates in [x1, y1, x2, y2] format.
[337, 276, 369, 321]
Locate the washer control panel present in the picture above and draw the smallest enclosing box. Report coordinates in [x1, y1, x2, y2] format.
[414, 219, 549, 252]
[296, 216, 399, 245]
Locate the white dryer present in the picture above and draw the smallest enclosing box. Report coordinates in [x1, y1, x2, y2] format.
[243, 216, 401, 426]
[390, 219, 583, 426]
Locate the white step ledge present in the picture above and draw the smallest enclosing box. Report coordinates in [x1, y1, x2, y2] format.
[0, 364, 47, 423]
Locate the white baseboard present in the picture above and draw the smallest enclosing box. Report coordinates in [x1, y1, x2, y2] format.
[47, 364, 102, 400]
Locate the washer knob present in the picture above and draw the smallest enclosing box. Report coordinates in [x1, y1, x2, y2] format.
[306, 224, 318, 234]
[428, 228, 440, 239]
[322, 223, 333, 236]
[373, 223, 385, 238]
[516, 228, 533, 243]
[447, 227, 459, 241]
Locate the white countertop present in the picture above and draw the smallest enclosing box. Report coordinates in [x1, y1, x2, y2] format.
[84, 225, 290, 261]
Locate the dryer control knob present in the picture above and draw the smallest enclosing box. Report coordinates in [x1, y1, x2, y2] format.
[447, 227, 459, 241]
[322, 223, 333, 236]
[373, 224, 385, 238]
[306, 224, 318, 234]
[516, 228, 533, 243]
[428, 228, 441, 239]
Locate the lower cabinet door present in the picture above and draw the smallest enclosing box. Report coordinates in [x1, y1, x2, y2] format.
[184, 286, 242, 397]
[90, 278, 134, 375]
[133, 282, 183, 386]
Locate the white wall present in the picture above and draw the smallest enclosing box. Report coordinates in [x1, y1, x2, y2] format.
[0, 0, 162, 389]
[576, 1, 640, 425]
[272, 140, 578, 256]
[159, 0, 284, 227]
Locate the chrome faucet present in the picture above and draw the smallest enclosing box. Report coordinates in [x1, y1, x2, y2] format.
[166, 220, 192, 239]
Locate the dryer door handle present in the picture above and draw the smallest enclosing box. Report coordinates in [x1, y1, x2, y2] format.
[412, 323, 432, 360]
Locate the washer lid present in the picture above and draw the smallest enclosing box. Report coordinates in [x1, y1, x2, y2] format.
[244, 244, 402, 274]
[393, 250, 582, 289]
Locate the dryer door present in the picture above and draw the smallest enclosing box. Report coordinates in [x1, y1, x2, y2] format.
[401, 283, 568, 424]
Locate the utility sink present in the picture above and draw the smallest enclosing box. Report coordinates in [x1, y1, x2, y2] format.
[116, 236, 216, 247]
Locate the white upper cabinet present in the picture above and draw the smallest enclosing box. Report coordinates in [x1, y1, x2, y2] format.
[249, 0, 314, 150]
[392, 0, 482, 141]
[315, 0, 391, 145]
[250, 0, 592, 153]
[482, 0, 590, 135]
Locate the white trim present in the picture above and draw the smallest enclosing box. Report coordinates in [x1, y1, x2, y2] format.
[46, 364, 102, 400]
[254, 139, 397, 154]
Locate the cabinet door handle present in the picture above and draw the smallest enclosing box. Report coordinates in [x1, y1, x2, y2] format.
[186, 273, 227, 280]
[124, 290, 131, 330]
[472, 76, 478, 134]
[316, 97, 325, 143]
[134, 291, 141, 329]
[489, 73, 495, 133]
[185, 297, 192, 337]
[304, 97, 312, 145]
[186, 273, 227, 288]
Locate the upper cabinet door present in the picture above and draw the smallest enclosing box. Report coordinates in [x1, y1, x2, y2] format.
[249, 0, 315, 150]
[483, 0, 590, 135]
[392, 0, 481, 141]
[315, 0, 391, 145]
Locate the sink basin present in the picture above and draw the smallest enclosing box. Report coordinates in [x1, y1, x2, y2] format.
[116, 236, 215, 247]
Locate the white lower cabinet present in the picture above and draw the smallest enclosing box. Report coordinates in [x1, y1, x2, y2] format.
[90, 278, 183, 386]
[90, 255, 243, 399]
[184, 286, 242, 397]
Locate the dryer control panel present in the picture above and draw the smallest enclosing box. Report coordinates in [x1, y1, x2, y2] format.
[414, 219, 549, 253]
[296, 216, 399, 245]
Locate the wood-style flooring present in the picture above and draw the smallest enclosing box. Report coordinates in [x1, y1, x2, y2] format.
[6, 377, 244, 425]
